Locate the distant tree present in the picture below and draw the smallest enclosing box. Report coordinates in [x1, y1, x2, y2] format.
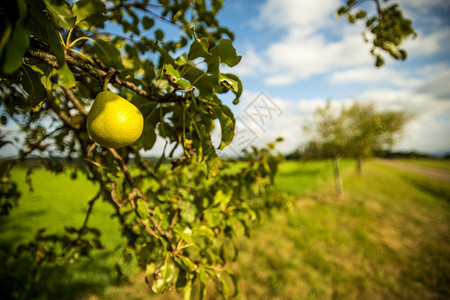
[303, 100, 413, 195]
[303, 102, 347, 196]
[342, 101, 413, 174]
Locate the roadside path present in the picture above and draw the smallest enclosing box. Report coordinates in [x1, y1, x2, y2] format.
[378, 159, 450, 183]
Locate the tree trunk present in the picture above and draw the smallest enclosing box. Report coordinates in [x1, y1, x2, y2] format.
[356, 157, 363, 175]
[332, 157, 343, 196]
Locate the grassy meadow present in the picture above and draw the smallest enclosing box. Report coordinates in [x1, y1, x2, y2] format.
[0, 159, 449, 299]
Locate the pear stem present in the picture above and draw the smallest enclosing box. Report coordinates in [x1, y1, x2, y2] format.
[103, 71, 114, 91]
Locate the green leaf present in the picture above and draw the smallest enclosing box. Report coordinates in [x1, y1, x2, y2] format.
[31, 64, 57, 90]
[0, 17, 12, 58]
[221, 73, 242, 104]
[47, 29, 66, 67]
[163, 64, 193, 91]
[180, 256, 196, 271]
[136, 199, 150, 218]
[179, 201, 197, 223]
[219, 74, 238, 92]
[173, 224, 193, 243]
[21, 65, 47, 109]
[73, 0, 106, 29]
[182, 279, 192, 300]
[0, 160, 15, 178]
[163, 63, 181, 78]
[188, 37, 210, 60]
[204, 209, 222, 227]
[43, 0, 75, 30]
[199, 136, 221, 178]
[92, 39, 123, 69]
[0, 0, 29, 74]
[155, 29, 164, 40]
[152, 261, 177, 293]
[183, 67, 214, 97]
[211, 39, 241, 67]
[216, 273, 230, 300]
[142, 16, 154, 30]
[192, 225, 215, 240]
[212, 190, 232, 208]
[27, 2, 65, 67]
[197, 268, 207, 299]
[225, 270, 239, 298]
[57, 63, 75, 88]
[205, 56, 220, 74]
[73, 0, 106, 21]
[375, 55, 384, 67]
[139, 123, 156, 150]
[214, 104, 235, 150]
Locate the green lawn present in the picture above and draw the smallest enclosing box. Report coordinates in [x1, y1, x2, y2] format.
[0, 168, 138, 299]
[204, 160, 450, 299]
[0, 159, 449, 299]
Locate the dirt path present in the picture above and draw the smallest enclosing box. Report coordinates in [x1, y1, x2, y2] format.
[378, 159, 450, 182]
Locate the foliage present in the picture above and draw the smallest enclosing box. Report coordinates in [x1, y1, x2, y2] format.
[0, 159, 20, 216]
[303, 100, 412, 161]
[0, 0, 417, 297]
[302, 100, 412, 194]
[336, 0, 417, 67]
[341, 101, 413, 163]
[0, 0, 286, 298]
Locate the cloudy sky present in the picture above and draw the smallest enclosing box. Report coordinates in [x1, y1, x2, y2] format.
[212, 0, 450, 156]
[1, 0, 449, 158]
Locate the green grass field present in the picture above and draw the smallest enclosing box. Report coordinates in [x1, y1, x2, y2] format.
[0, 159, 449, 299]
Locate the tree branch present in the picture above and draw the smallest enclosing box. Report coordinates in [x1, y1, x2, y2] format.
[63, 87, 88, 116]
[26, 48, 185, 104]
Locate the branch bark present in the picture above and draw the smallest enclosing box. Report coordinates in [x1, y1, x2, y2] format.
[26, 48, 185, 104]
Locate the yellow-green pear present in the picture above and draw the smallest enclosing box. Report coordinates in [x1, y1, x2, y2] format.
[87, 91, 144, 148]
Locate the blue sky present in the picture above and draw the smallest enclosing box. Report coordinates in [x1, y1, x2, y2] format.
[1, 0, 449, 158]
[211, 0, 450, 156]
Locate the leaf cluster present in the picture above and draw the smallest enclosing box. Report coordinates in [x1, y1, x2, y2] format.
[336, 0, 417, 67]
[302, 100, 413, 160]
[0, 0, 286, 298]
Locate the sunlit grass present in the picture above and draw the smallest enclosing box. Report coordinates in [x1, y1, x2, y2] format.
[275, 159, 353, 196]
[1, 159, 449, 299]
[0, 168, 138, 299]
[221, 160, 450, 299]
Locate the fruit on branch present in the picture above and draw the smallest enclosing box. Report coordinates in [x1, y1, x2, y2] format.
[87, 91, 144, 148]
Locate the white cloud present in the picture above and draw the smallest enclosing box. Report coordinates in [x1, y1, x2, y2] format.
[225, 0, 450, 154]
[236, 0, 375, 85]
[254, 0, 340, 32]
[221, 82, 450, 155]
[329, 67, 422, 89]
[231, 46, 266, 77]
[359, 88, 450, 152]
[416, 68, 450, 100]
[404, 27, 450, 57]
[235, 0, 450, 86]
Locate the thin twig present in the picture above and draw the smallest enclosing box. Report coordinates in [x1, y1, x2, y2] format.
[22, 126, 65, 156]
[108, 148, 136, 187]
[63, 87, 88, 116]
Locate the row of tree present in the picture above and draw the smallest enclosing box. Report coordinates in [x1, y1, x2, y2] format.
[301, 100, 413, 195]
